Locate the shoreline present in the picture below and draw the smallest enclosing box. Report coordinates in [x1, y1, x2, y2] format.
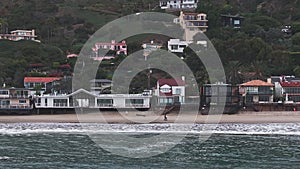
[0, 111, 300, 124]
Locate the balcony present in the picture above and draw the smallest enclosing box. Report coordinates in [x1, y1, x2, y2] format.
[246, 91, 273, 95]
[9, 95, 30, 99]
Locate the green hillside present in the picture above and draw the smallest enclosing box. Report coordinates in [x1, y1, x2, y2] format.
[0, 0, 300, 89]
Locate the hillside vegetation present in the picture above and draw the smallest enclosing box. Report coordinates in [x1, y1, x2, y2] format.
[0, 0, 299, 89]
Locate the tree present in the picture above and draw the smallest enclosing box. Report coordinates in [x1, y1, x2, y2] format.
[0, 18, 8, 34]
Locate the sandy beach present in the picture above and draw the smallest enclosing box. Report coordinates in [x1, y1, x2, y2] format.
[0, 111, 300, 124]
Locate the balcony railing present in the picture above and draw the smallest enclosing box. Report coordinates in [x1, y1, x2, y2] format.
[0, 105, 31, 109]
[97, 104, 114, 107]
[125, 104, 147, 108]
[246, 91, 273, 95]
[9, 95, 30, 99]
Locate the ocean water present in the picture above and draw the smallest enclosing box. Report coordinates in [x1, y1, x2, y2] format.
[0, 123, 299, 168]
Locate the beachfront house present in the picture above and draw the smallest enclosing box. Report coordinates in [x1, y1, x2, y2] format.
[279, 82, 300, 103]
[24, 77, 61, 95]
[240, 80, 274, 104]
[159, 0, 199, 10]
[201, 83, 240, 107]
[0, 88, 32, 110]
[0, 29, 40, 42]
[35, 88, 151, 110]
[154, 78, 185, 105]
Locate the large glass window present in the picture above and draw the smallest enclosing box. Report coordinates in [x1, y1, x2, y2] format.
[126, 99, 144, 105]
[53, 99, 67, 107]
[97, 99, 113, 106]
[19, 100, 27, 104]
[0, 91, 8, 95]
[159, 98, 173, 104]
[175, 88, 181, 95]
[259, 96, 270, 102]
[171, 45, 179, 50]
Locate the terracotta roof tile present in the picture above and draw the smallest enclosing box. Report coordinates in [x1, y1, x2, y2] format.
[241, 80, 274, 87]
[24, 77, 61, 83]
[280, 82, 300, 87]
[158, 79, 185, 86]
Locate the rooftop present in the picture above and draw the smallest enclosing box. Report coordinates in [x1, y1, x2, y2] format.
[24, 77, 61, 83]
[280, 82, 300, 87]
[241, 80, 274, 87]
[158, 78, 185, 86]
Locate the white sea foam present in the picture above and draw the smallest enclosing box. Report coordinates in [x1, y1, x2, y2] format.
[0, 123, 300, 135]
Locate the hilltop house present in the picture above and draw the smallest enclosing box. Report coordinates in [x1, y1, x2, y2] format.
[220, 14, 245, 28]
[167, 38, 207, 53]
[141, 41, 163, 60]
[90, 79, 113, 95]
[154, 78, 185, 105]
[240, 80, 274, 104]
[167, 39, 189, 53]
[174, 11, 208, 41]
[0, 29, 40, 42]
[92, 40, 127, 61]
[159, 0, 199, 10]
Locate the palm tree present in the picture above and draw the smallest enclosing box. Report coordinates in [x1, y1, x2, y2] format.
[226, 61, 242, 85]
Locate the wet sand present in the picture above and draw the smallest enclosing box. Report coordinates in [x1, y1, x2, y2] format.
[0, 111, 300, 124]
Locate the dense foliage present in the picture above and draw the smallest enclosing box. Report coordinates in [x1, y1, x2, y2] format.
[0, 0, 300, 90]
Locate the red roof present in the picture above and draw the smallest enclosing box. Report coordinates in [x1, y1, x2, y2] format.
[241, 80, 274, 87]
[24, 77, 61, 83]
[280, 82, 300, 87]
[158, 79, 185, 86]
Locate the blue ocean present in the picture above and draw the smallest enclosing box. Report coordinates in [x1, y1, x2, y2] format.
[0, 123, 300, 168]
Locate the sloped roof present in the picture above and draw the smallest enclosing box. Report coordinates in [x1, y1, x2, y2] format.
[280, 82, 300, 87]
[67, 89, 97, 97]
[158, 79, 185, 86]
[24, 77, 61, 83]
[241, 80, 274, 87]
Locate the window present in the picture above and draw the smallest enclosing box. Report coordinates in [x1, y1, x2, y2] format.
[175, 88, 181, 95]
[0, 91, 8, 95]
[234, 20, 240, 25]
[1, 100, 10, 106]
[97, 99, 113, 106]
[247, 87, 258, 94]
[259, 96, 270, 102]
[171, 45, 179, 50]
[159, 98, 173, 104]
[126, 99, 144, 105]
[160, 87, 171, 93]
[53, 99, 68, 107]
[19, 100, 26, 104]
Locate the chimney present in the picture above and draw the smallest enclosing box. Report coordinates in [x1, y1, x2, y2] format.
[32, 29, 35, 36]
[181, 76, 185, 82]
